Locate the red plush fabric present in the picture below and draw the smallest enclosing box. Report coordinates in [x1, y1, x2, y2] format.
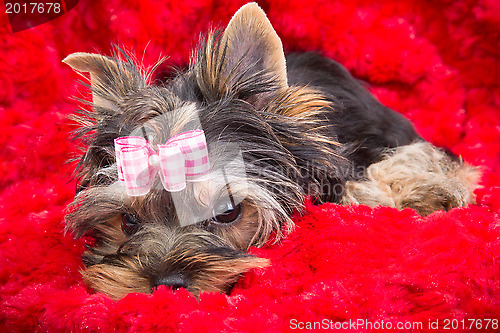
[1, 0, 500, 331]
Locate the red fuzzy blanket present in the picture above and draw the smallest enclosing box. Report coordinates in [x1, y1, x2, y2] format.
[1, 0, 499, 331]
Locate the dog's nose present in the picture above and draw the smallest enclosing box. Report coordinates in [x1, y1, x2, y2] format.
[154, 273, 189, 290]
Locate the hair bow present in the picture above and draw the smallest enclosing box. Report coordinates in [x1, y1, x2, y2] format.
[114, 130, 210, 196]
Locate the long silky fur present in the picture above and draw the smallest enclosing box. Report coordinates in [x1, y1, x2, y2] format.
[65, 31, 346, 299]
[64, 4, 478, 300]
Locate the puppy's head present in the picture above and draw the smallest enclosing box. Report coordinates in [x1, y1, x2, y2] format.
[64, 3, 338, 299]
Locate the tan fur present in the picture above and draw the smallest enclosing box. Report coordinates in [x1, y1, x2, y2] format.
[264, 85, 343, 148]
[82, 258, 151, 300]
[267, 86, 331, 119]
[342, 142, 480, 216]
[211, 203, 261, 251]
[93, 215, 128, 255]
[186, 255, 270, 296]
[83, 246, 270, 300]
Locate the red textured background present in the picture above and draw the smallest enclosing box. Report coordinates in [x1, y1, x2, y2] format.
[1, 0, 500, 331]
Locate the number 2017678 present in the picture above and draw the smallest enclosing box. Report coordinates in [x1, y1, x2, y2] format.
[5, 2, 62, 14]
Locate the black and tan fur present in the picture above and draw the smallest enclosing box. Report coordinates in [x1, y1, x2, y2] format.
[64, 3, 479, 300]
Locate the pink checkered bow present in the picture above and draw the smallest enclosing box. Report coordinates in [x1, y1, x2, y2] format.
[114, 130, 210, 196]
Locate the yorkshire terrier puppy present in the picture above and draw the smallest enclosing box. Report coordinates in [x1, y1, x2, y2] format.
[64, 3, 479, 299]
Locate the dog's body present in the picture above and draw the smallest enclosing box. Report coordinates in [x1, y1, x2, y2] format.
[64, 3, 478, 299]
[288, 52, 420, 168]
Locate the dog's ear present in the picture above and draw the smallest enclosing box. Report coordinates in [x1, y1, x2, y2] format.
[63, 52, 146, 114]
[222, 2, 288, 89]
[196, 3, 288, 104]
[64, 52, 148, 188]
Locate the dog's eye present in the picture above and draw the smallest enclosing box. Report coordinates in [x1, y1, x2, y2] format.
[212, 201, 242, 224]
[121, 213, 140, 235]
